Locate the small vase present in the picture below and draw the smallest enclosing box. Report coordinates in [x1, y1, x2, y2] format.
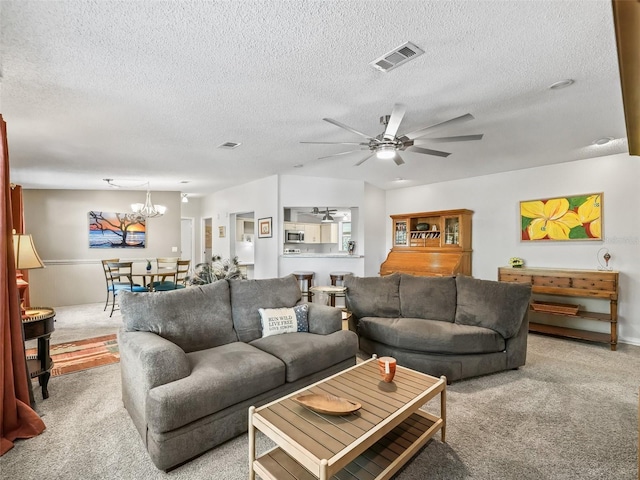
[146, 261, 152, 271]
[377, 356, 396, 383]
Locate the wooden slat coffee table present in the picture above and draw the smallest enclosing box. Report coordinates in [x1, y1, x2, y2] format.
[249, 357, 446, 480]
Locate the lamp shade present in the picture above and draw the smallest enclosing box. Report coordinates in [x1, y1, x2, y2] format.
[13, 233, 45, 270]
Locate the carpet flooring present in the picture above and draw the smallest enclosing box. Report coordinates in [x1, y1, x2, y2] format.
[2, 303, 639, 479]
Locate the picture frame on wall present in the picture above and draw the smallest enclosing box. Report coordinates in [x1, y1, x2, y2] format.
[88, 211, 146, 248]
[219, 226, 226, 238]
[258, 217, 272, 238]
[520, 192, 602, 241]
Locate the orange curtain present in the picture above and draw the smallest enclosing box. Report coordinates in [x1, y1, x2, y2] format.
[0, 114, 45, 455]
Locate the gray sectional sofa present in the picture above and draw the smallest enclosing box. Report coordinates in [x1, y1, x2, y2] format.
[117, 275, 358, 470]
[345, 273, 532, 382]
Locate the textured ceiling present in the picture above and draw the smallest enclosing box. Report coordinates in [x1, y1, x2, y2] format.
[1, 0, 628, 194]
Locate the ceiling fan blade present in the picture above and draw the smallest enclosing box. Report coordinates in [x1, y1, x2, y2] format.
[407, 146, 451, 157]
[323, 118, 377, 141]
[403, 113, 475, 140]
[416, 134, 484, 143]
[301, 141, 368, 145]
[354, 153, 375, 166]
[383, 103, 407, 140]
[317, 149, 364, 160]
[392, 152, 405, 166]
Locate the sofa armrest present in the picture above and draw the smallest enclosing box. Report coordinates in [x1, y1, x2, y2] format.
[305, 303, 342, 334]
[118, 328, 191, 391]
[505, 310, 530, 369]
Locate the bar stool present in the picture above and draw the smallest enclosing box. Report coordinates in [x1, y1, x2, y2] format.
[293, 271, 314, 303]
[329, 271, 352, 307]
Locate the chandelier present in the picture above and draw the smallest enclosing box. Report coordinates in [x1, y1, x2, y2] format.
[130, 187, 167, 220]
[103, 179, 166, 220]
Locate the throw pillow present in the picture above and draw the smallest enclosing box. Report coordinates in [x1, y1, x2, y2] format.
[259, 304, 309, 338]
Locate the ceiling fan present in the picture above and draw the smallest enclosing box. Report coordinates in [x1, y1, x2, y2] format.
[307, 207, 338, 222]
[301, 104, 483, 166]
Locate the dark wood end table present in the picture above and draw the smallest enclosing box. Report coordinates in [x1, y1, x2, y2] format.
[22, 307, 56, 400]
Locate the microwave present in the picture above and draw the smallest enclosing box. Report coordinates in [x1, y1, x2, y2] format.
[285, 230, 305, 243]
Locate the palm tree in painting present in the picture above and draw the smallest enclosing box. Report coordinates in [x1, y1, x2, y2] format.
[89, 211, 146, 247]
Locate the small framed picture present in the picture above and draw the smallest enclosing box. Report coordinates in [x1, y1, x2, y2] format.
[218, 226, 226, 238]
[258, 217, 272, 238]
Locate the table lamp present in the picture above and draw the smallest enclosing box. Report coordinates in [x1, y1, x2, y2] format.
[13, 232, 45, 317]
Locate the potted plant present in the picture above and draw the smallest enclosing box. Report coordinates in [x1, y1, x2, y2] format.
[188, 255, 243, 285]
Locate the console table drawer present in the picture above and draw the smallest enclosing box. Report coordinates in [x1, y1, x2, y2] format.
[571, 277, 617, 292]
[532, 276, 572, 288]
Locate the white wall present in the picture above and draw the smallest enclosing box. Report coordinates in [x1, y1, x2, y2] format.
[363, 183, 387, 276]
[201, 175, 280, 278]
[386, 153, 640, 345]
[24, 189, 181, 306]
[279, 175, 371, 284]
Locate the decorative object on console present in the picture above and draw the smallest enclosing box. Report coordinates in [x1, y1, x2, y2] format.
[598, 247, 613, 270]
[88, 211, 146, 248]
[347, 240, 356, 255]
[13, 232, 45, 317]
[258, 217, 272, 238]
[520, 193, 602, 241]
[509, 257, 524, 268]
[146, 259, 152, 271]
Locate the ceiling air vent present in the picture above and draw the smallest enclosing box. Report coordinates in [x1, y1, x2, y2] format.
[370, 42, 424, 72]
[218, 142, 241, 149]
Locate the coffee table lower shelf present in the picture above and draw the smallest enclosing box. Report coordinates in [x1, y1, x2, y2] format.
[254, 410, 441, 480]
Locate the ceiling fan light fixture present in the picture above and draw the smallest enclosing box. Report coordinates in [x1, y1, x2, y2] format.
[376, 147, 396, 160]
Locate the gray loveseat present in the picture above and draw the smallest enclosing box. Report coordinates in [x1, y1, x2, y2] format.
[118, 275, 358, 470]
[345, 273, 532, 382]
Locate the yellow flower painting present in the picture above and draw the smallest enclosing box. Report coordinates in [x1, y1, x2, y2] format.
[520, 193, 602, 241]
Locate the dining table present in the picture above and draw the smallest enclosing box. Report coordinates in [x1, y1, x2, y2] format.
[132, 266, 178, 292]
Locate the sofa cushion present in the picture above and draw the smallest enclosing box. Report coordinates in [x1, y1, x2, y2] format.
[229, 276, 302, 342]
[455, 275, 532, 338]
[399, 274, 457, 322]
[357, 316, 505, 355]
[146, 342, 285, 433]
[344, 274, 401, 319]
[250, 330, 358, 382]
[120, 282, 238, 353]
[259, 304, 309, 337]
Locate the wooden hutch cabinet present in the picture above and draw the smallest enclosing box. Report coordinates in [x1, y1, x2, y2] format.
[380, 209, 473, 277]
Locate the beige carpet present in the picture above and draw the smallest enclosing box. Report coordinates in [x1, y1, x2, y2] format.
[3, 303, 639, 479]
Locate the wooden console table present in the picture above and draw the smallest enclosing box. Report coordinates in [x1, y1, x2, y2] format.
[498, 267, 618, 350]
[22, 307, 56, 399]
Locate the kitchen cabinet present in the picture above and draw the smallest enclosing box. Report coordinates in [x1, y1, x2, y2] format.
[321, 223, 338, 243]
[304, 224, 321, 243]
[381, 209, 473, 276]
[498, 267, 619, 350]
[284, 222, 305, 231]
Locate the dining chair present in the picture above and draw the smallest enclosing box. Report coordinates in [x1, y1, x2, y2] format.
[105, 261, 149, 316]
[102, 258, 124, 311]
[150, 257, 179, 291]
[154, 259, 190, 291]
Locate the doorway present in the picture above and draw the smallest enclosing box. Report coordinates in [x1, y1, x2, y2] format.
[203, 217, 213, 263]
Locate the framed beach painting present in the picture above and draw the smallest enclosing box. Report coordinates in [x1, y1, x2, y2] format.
[520, 193, 602, 241]
[88, 211, 146, 248]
